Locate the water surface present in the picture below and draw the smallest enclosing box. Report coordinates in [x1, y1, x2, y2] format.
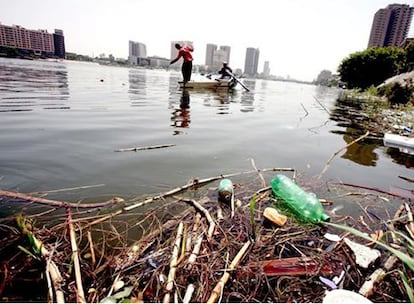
[0, 58, 412, 214]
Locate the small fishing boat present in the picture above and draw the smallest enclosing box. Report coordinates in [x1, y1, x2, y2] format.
[179, 77, 237, 90]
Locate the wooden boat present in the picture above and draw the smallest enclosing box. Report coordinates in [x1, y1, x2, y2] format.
[179, 77, 237, 90]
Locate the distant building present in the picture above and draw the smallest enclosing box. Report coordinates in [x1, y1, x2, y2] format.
[0, 22, 65, 58]
[205, 44, 231, 72]
[128, 40, 147, 65]
[263, 61, 270, 77]
[368, 4, 414, 48]
[53, 29, 65, 58]
[244, 47, 260, 77]
[147, 56, 170, 68]
[205, 43, 217, 67]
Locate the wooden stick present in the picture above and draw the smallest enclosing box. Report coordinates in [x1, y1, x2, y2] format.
[0, 189, 124, 209]
[318, 131, 369, 179]
[217, 206, 224, 221]
[250, 158, 266, 188]
[405, 203, 414, 238]
[359, 255, 398, 297]
[206, 240, 251, 304]
[87, 230, 96, 265]
[46, 260, 65, 304]
[115, 143, 175, 152]
[163, 222, 184, 303]
[175, 196, 216, 238]
[188, 233, 204, 265]
[67, 209, 86, 303]
[31, 184, 105, 195]
[183, 284, 195, 304]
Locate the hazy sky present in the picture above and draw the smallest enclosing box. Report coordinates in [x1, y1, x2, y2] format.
[1, 0, 414, 81]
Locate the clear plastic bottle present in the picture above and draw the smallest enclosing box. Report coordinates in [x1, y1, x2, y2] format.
[271, 174, 329, 222]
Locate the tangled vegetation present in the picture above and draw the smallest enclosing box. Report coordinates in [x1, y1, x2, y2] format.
[1, 166, 414, 303]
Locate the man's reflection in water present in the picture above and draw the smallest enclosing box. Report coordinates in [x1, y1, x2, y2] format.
[171, 89, 191, 133]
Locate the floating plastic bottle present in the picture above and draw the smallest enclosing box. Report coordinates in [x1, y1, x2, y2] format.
[271, 174, 329, 222]
[218, 179, 233, 202]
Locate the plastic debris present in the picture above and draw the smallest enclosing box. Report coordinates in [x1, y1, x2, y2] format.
[344, 238, 381, 268]
[324, 233, 342, 242]
[319, 276, 337, 289]
[323, 289, 373, 304]
[263, 207, 287, 226]
[383, 133, 414, 155]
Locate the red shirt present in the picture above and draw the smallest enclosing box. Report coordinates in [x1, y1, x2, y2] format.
[175, 45, 193, 62]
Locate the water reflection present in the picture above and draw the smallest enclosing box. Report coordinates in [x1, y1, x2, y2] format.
[330, 95, 413, 169]
[240, 79, 256, 112]
[341, 131, 378, 166]
[170, 89, 191, 134]
[128, 68, 147, 106]
[0, 58, 69, 112]
[385, 147, 414, 168]
[202, 90, 234, 114]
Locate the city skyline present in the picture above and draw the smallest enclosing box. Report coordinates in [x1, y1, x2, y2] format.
[2, 0, 414, 81]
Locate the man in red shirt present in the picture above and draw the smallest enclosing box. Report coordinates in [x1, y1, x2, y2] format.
[170, 43, 194, 83]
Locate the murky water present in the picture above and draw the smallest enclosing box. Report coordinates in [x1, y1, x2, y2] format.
[0, 58, 412, 212]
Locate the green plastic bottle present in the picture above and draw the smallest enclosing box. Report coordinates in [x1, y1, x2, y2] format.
[271, 174, 329, 223]
[218, 178, 233, 202]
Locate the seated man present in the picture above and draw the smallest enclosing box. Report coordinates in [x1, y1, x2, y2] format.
[218, 62, 233, 79]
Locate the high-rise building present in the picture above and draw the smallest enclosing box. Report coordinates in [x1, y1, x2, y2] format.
[205, 44, 231, 71]
[263, 61, 270, 77]
[368, 4, 414, 48]
[244, 47, 260, 77]
[128, 40, 147, 65]
[170, 40, 193, 60]
[53, 29, 65, 59]
[205, 43, 217, 67]
[0, 22, 64, 58]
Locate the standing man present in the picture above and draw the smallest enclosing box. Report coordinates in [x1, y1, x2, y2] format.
[170, 43, 194, 83]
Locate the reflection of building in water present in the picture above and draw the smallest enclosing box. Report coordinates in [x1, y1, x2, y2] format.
[171, 90, 191, 133]
[0, 61, 69, 112]
[128, 69, 147, 105]
[240, 79, 256, 112]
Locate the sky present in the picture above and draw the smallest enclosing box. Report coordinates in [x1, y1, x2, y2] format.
[1, 0, 414, 82]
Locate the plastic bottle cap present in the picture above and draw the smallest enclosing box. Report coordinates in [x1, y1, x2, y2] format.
[321, 213, 330, 222]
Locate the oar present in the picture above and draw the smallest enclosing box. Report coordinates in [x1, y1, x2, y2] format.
[226, 70, 250, 92]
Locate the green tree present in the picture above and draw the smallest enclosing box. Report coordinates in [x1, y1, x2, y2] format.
[404, 40, 414, 71]
[338, 47, 406, 90]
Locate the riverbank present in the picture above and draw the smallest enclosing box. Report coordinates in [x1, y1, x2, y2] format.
[1, 168, 413, 303]
[337, 90, 414, 138]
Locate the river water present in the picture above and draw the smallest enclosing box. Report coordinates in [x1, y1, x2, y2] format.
[0, 58, 412, 216]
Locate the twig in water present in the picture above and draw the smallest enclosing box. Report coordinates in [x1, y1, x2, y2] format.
[313, 96, 331, 114]
[300, 102, 309, 120]
[115, 144, 176, 152]
[399, 175, 414, 183]
[318, 131, 369, 179]
[0, 189, 123, 209]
